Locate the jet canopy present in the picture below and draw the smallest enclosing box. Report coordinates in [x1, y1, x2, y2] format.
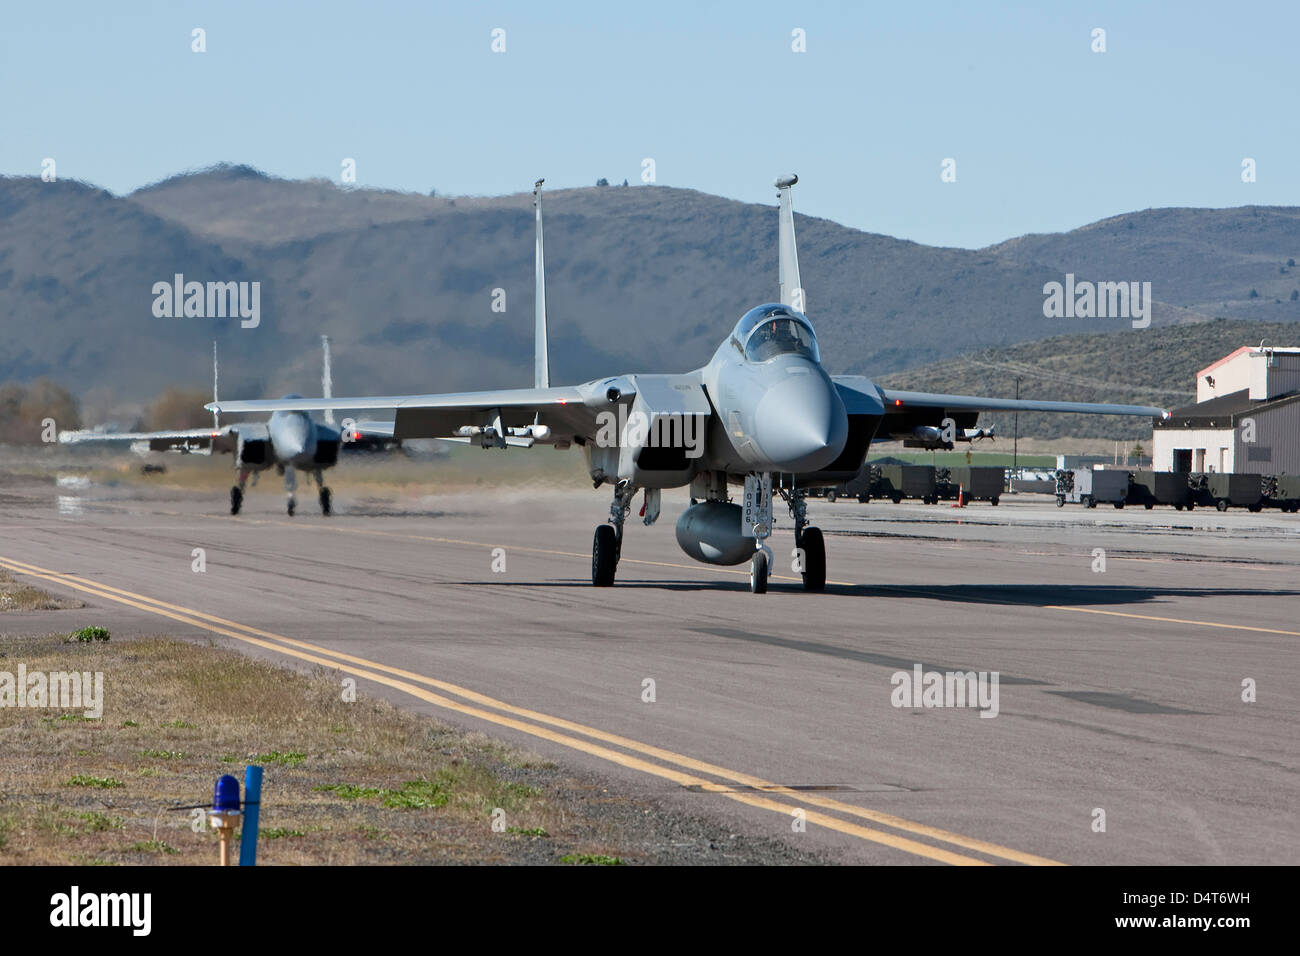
[732, 304, 820, 364]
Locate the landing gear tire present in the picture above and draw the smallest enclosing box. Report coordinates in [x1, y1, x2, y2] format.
[287, 498, 296, 517]
[749, 551, 769, 594]
[1086, 497, 1097, 509]
[320, 487, 332, 515]
[1056, 496, 1065, 508]
[1216, 499, 1228, 512]
[991, 497, 999, 506]
[800, 527, 826, 592]
[592, 524, 618, 587]
[230, 487, 243, 515]
[826, 489, 838, 503]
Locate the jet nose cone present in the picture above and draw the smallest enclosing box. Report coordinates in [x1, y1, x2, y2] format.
[272, 414, 315, 463]
[754, 370, 848, 472]
[278, 436, 307, 460]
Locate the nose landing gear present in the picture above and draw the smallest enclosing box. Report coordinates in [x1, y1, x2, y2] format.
[284, 465, 297, 516]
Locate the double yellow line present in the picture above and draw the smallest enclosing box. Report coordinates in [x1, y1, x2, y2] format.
[0, 553, 1062, 865]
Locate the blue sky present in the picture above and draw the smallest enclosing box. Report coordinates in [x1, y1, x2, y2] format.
[4, 0, 1297, 247]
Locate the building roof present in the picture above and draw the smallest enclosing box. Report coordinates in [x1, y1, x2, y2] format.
[1197, 345, 1300, 378]
[1155, 387, 1300, 430]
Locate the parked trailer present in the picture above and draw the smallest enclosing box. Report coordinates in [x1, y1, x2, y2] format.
[936, 466, 1004, 504]
[1268, 474, 1300, 512]
[1057, 468, 1130, 508]
[869, 464, 938, 504]
[1205, 473, 1268, 512]
[1187, 473, 1214, 510]
[1127, 471, 1195, 511]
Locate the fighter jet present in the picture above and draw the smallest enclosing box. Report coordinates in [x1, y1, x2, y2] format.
[207, 176, 1169, 592]
[61, 336, 394, 516]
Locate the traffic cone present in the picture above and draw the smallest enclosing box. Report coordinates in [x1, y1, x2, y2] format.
[952, 484, 965, 508]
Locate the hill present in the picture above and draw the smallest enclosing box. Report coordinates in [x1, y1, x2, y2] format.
[1, 165, 1297, 426]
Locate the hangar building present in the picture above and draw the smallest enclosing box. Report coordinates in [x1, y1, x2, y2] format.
[1152, 345, 1300, 474]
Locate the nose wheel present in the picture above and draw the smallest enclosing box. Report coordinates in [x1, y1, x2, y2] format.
[749, 550, 769, 593]
[320, 487, 332, 515]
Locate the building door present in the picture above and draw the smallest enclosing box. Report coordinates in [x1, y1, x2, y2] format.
[1173, 449, 1192, 472]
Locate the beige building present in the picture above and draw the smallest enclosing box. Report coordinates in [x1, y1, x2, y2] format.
[1152, 345, 1300, 474]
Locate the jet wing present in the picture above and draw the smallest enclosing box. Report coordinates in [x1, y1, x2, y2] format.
[207, 386, 597, 441]
[59, 425, 239, 455]
[877, 388, 1169, 419]
[349, 420, 396, 439]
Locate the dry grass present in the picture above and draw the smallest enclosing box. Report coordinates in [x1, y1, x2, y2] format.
[0, 570, 81, 612]
[0, 633, 641, 865]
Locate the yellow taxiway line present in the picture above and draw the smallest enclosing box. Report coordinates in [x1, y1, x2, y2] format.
[0, 552, 1068, 865]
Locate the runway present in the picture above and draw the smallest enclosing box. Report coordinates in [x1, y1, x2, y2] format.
[2, 470, 1297, 865]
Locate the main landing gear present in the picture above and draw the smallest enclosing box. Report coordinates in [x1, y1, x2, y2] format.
[592, 481, 639, 587]
[780, 484, 825, 592]
[230, 468, 251, 515]
[315, 468, 331, 516]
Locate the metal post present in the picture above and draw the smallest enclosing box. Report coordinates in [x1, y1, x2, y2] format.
[239, 765, 263, 866]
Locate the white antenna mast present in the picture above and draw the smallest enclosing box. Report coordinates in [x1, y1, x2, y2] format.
[534, 179, 550, 389]
[321, 334, 335, 425]
[212, 340, 220, 428]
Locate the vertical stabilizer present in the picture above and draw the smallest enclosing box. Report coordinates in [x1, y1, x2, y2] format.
[321, 334, 335, 425]
[533, 179, 550, 389]
[775, 174, 803, 311]
[212, 340, 220, 428]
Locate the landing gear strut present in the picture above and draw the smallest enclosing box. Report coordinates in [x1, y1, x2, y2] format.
[746, 473, 774, 594]
[592, 481, 635, 587]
